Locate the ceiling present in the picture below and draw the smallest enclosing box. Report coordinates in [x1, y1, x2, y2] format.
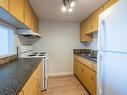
[29, 0, 108, 22]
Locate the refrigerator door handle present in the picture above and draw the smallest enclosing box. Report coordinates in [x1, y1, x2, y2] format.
[97, 52, 103, 95]
[98, 20, 106, 50]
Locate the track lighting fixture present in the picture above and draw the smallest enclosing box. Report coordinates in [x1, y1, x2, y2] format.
[61, 0, 76, 13]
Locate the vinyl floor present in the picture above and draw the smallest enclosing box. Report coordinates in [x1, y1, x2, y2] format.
[42, 75, 89, 95]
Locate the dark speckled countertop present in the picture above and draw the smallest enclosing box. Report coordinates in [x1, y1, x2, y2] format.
[0, 58, 42, 95]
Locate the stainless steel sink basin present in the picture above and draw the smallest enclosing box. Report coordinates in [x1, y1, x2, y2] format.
[79, 54, 97, 62]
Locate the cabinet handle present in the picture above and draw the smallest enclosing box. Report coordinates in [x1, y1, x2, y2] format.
[81, 68, 83, 72]
[91, 76, 94, 82]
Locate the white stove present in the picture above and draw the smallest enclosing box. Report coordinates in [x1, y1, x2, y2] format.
[18, 46, 48, 91]
[18, 46, 47, 58]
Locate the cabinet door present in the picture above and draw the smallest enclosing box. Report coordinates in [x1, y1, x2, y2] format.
[76, 61, 83, 81]
[32, 11, 39, 32]
[104, 0, 118, 10]
[37, 63, 42, 95]
[74, 60, 77, 75]
[82, 65, 93, 92]
[9, 0, 25, 23]
[25, 0, 33, 30]
[80, 21, 92, 42]
[0, 0, 9, 11]
[25, 0, 39, 32]
[92, 6, 104, 32]
[90, 72, 97, 95]
[29, 80, 38, 95]
[22, 68, 38, 95]
[85, 16, 93, 34]
[18, 91, 23, 95]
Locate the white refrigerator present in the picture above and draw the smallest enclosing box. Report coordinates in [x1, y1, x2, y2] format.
[97, 0, 127, 95]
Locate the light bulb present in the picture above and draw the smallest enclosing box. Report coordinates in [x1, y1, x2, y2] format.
[61, 6, 67, 12]
[70, 1, 75, 8]
[68, 8, 73, 12]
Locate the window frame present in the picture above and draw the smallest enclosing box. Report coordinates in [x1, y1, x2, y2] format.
[0, 21, 15, 57]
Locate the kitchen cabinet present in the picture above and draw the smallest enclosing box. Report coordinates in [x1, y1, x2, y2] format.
[18, 91, 23, 95]
[9, 0, 25, 23]
[81, 64, 94, 93]
[81, 6, 104, 35]
[80, 20, 93, 42]
[74, 60, 77, 76]
[37, 62, 42, 95]
[25, 0, 33, 31]
[104, 0, 118, 10]
[25, 0, 39, 32]
[80, 0, 118, 41]
[74, 55, 97, 95]
[0, 0, 39, 32]
[0, 0, 9, 11]
[76, 60, 83, 81]
[18, 63, 42, 95]
[90, 72, 96, 95]
[91, 6, 104, 33]
[84, 15, 93, 34]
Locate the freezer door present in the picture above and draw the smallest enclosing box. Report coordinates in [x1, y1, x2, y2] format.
[98, 1, 127, 53]
[98, 51, 127, 95]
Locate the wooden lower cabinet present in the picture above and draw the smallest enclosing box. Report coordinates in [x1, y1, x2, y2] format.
[18, 91, 23, 95]
[91, 72, 96, 95]
[74, 59, 96, 95]
[0, 0, 9, 11]
[37, 63, 42, 95]
[74, 60, 77, 75]
[18, 63, 42, 95]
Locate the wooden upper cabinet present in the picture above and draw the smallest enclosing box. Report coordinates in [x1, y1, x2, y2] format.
[80, 0, 118, 42]
[85, 15, 93, 34]
[25, 0, 39, 32]
[104, 0, 118, 10]
[25, 0, 32, 30]
[31, 9, 39, 32]
[80, 20, 93, 42]
[9, 0, 25, 23]
[92, 6, 104, 32]
[0, 0, 9, 11]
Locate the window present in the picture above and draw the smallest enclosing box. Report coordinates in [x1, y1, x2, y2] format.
[0, 25, 14, 56]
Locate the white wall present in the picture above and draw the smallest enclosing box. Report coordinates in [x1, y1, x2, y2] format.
[31, 21, 85, 76]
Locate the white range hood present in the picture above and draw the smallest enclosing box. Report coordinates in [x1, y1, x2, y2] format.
[17, 29, 41, 38]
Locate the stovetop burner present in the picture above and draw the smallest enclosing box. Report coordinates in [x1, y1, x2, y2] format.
[32, 52, 39, 54]
[40, 52, 47, 54]
[28, 54, 37, 56]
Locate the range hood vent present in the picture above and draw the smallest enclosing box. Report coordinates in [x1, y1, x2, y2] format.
[17, 29, 41, 38]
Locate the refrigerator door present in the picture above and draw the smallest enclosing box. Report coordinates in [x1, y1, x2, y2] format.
[97, 51, 104, 95]
[97, 51, 127, 95]
[98, 1, 127, 53]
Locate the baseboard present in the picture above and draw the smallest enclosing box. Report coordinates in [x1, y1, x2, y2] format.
[48, 72, 74, 77]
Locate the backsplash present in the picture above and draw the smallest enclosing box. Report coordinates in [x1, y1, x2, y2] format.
[0, 54, 17, 65]
[74, 49, 97, 56]
[74, 49, 91, 54]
